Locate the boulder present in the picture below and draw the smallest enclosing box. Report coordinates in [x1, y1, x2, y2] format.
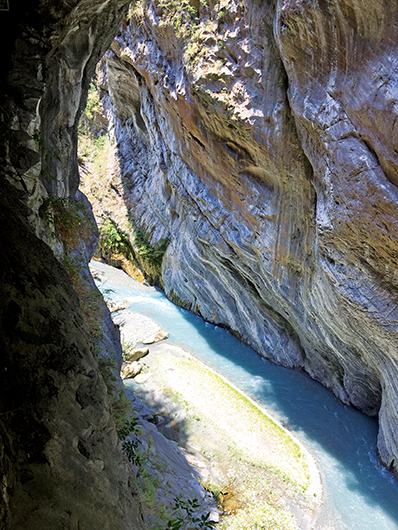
[125, 347, 150, 362]
[134, 373, 152, 384]
[107, 300, 131, 313]
[143, 330, 169, 345]
[121, 361, 142, 379]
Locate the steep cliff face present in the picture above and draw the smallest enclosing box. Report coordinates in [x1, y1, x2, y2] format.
[0, 0, 129, 243]
[92, 0, 398, 475]
[0, 180, 146, 530]
[0, 1, 146, 528]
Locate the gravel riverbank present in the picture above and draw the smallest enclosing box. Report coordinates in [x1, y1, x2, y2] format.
[126, 340, 323, 530]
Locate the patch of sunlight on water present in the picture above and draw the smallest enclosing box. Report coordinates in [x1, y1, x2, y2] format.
[91, 260, 398, 530]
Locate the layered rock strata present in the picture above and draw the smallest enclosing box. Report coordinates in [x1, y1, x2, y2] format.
[94, 0, 398, 475]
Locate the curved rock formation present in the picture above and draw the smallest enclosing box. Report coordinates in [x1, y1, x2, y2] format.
[92, 0, 398, 475]
[3, 1, 398, 526]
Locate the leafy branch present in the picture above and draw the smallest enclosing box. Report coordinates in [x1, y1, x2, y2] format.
[167, 496, 217, 530]
[118, 416, 142, 467]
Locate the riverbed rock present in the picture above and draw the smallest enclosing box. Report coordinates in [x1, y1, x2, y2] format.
[143, 330, 169, 345]
[86, 0, 398, 477]
[108, 299, 132, 313]
[113, 309, 165, 346]
[134, 373, 152, 384]
[121, 361, 142, 379]
[124, 347, 150, 362]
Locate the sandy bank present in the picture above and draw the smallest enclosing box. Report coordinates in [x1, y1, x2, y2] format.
[118, 324, 323, 529]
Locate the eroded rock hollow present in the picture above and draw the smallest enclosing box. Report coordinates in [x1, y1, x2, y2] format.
[89, 0, 398, 476]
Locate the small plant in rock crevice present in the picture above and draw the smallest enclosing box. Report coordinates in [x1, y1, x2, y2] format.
[118, 416, 142, 466]
[167, 496, 217, 530]
[157, 0, 201, 37]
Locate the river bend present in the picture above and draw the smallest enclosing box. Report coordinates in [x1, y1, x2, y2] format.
[91, 260, 398, 530]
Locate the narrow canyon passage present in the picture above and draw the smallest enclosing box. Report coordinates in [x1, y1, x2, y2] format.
[3, 0, 398, 528]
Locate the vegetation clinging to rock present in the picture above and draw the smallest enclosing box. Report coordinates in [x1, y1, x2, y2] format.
[40, 195, 95, 252]
[99, 217, 132, 258]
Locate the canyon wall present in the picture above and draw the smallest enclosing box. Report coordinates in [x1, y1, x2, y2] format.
[0, 1, 146, 528]
[94, 0, 398, 475]
[0, 179, 145, 529]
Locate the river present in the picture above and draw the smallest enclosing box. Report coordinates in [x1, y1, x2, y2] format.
[91, 260, 398, 530]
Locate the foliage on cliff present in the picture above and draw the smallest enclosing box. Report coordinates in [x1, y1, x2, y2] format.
[40, 195, 95, 251]
[99, 217, 132, 258]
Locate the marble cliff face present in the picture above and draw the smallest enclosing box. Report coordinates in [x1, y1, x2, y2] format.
[3, 1, 398, 526]
[94, 0, 398, 475]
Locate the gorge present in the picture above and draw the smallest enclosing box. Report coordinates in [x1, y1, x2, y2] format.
[2, 0, 398, 528]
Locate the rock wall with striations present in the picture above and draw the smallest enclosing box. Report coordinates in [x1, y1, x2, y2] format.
[95, 0, 398, 475]
[0, 179, 145, 530]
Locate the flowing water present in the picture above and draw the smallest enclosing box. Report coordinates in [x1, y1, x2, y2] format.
[91, 260, 398, 530]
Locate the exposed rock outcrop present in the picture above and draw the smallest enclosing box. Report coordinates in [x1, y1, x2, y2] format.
[89, 0, 398, 476]
[0, 179, 145, 529]
[0, 1, 147, 528]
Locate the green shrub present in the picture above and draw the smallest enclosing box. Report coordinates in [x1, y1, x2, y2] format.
[167, 496, 217, 530]
[133, 225, 170, 267]
[158, 0, 200, 37]
[99, 218, 131, 257]
[118, 416, 142, 466]
[85, 80, 102, 121]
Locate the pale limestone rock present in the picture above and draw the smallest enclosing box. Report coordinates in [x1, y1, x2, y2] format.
[143, 330, 169, 345]
[113, 310, 164, 346]
[121, 361, 142, 379]
[92, 0, 398, 477]
[107, 299, 132, 313]
[124, 347, 150, 362]
[134, 373, 152, 384]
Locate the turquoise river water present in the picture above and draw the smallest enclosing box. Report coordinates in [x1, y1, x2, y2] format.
[91, 260, 398, 530]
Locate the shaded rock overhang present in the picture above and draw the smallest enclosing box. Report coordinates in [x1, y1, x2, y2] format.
[0, 2, 147, 529]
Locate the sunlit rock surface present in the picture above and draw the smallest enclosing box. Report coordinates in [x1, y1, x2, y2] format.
[95, 0, 398, 475]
